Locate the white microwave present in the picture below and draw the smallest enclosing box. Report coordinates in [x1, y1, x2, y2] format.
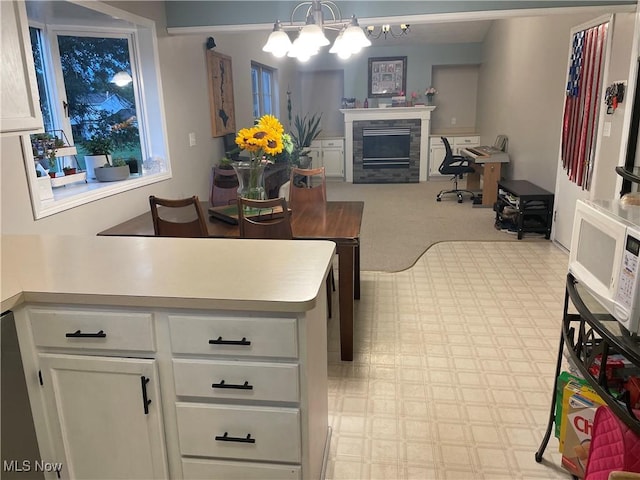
[568, 199, 640, 334]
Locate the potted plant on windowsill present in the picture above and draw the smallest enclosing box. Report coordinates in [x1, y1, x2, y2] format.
[94, 157, 130, 182]
[82, 134, 113, 180]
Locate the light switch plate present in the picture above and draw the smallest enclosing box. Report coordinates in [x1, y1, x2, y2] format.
[603, 122, 611, 137]
[189, 132, 196, 146]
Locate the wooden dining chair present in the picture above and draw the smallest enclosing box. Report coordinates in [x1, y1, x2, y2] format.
[288, 166, 327, 209]
[238, 196, 333, 318]
[210, 167, 239, 206]
[237, 197, 293, 240]
[149, 195, 209, 237]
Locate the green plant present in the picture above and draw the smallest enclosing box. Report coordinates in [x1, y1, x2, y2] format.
[291, 113, 322, 162]
[218, 156, 234, 169]
[82, 134, 113, 156]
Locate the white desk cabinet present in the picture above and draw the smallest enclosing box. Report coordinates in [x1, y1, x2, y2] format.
[429, 135, 479, 178]
[309, 138, 344, 178]
[1, 0, 44, 135]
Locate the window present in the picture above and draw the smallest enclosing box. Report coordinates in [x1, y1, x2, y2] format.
[22, 1, 171, 219]
[251, 62, 276, 119]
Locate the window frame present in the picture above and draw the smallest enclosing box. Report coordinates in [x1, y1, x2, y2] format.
[251, 61, 277, 118]
[22, 1, 171, 220]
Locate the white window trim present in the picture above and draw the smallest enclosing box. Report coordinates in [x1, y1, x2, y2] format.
[23, 1, 172, 219]
[251, 61, 277, 118]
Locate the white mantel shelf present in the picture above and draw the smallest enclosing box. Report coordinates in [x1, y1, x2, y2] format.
[340, 106, 436, 182]
[340, 106, 436, 121]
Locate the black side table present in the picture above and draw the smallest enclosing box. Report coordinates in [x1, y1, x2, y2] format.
[496, 180, 555, 239]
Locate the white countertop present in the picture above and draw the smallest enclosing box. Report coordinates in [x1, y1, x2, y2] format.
[1, 235, 336, 313]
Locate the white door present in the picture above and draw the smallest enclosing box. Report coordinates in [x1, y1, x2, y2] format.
[38, 354, 168, 479]
[553, 15, 612, 249]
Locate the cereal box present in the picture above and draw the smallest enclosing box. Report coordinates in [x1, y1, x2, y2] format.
[560, 392, 605, 478]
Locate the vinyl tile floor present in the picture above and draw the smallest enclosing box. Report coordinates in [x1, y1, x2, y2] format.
[325, 241, 571, 480]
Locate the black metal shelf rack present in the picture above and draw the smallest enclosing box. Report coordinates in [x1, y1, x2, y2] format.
[535, 273, 640, 465]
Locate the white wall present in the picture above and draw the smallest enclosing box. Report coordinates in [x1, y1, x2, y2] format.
[477, 11, 636, 193]
[590, 13, 636, 199]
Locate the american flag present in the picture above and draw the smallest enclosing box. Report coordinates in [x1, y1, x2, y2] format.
[561, 22, 608, 190]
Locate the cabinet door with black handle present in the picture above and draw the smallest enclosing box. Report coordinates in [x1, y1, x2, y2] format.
[37, 354, 168, 479]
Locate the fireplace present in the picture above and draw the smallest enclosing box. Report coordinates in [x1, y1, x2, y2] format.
[353, 119, 421, 183]
[363, 128, 411, 169]
[341, 106, 435, 183]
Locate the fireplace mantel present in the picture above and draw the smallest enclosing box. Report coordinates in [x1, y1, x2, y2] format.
[341, 106, 436, 182]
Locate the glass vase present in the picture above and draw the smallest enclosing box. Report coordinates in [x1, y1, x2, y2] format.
[231, 160, 266, 208]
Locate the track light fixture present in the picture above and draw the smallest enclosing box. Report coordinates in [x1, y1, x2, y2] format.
[366, 24, 411, 40]
[262, 0, 371, 62]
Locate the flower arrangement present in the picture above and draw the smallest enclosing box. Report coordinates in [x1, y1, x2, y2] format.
[235, 114, 285, 164]
[425, 86, 437, 98]
[234, 115, 286, 200]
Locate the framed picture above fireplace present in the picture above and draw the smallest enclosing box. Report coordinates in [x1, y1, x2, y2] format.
[368, 56, 407, 98]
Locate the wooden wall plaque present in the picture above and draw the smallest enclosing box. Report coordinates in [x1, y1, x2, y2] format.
[206, 50, 236, 137]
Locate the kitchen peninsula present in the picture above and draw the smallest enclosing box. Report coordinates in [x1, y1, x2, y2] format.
[1, 235, 335, 479]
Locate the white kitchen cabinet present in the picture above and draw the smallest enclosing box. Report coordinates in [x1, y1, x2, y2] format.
[428, 135, 480, 178]
[15, 306, 167, 480]
[14, 303, 329, 480]
[308, 138, 344, 178]
[1, 0, 44, 135]
[168, 309, 328, 479]
[38, 354, 167, 480]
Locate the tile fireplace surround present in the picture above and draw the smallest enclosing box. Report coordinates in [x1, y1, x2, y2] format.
[341, 106, 436, 183]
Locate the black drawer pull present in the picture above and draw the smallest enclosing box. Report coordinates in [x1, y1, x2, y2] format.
[65, 329, 106, 338]
[212, 380, 253, 390]
[214, 432, 255, 444]
[140, 376, 151, 415]
[208, 336, 251, 346]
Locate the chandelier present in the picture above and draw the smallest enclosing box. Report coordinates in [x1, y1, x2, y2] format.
[366, 24, 410, 40]
[262, 0, 371, 62]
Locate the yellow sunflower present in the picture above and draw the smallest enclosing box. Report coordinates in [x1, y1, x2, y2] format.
[235, 115, 285, 158]
[258, 115, 284, 137]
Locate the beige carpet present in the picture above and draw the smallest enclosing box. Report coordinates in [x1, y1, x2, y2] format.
[326, 179, 548, 272]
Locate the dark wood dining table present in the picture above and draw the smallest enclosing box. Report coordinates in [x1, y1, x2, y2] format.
[98, 200, 364, 361]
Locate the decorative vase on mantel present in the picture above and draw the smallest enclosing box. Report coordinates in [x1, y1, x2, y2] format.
[426, 95, 435, 106]
[231, 159, 266, 205]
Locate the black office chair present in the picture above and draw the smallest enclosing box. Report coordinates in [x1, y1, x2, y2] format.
[436, 137, 476, 203]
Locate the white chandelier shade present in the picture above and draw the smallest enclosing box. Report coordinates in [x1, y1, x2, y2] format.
[262, 1, 370, 61]
[262, 21, 292, 57]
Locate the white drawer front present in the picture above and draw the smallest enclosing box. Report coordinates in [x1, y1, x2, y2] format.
[173, 359, 299, 402]
[28, 308, 155, 352]
[453, 136, 480, 146]
[430, 136, 445, 146]
[176, 403, 301, 463]
[182, 458, 301, 480]
[169, 315, 297, 358]
[321, 139, 343, 148]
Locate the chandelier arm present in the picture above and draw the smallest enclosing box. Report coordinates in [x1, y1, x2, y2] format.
[290, 2, 313, 24]
[320, 1, 342, 23]
[366, 24, 410, 40]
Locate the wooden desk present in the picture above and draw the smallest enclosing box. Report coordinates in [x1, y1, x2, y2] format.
[466, 160, 503, 207]
[98, 201, 364, 361]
